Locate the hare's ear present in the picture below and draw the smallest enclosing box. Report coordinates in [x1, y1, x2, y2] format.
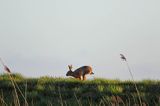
[70, 65, 72, 69]
[68, 65, 72, 70]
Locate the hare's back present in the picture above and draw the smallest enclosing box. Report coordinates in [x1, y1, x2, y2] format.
[74, 66, 92, 74]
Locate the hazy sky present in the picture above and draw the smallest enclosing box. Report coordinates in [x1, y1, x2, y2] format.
[0, 0, 160, 80]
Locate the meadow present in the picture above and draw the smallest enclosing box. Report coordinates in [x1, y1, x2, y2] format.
[0, 73, 160, 106]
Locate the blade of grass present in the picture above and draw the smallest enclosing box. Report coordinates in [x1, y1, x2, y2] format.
[58, 87, 63, 106]
[25, 80, 28, 106]
[74, 92, 82, 106]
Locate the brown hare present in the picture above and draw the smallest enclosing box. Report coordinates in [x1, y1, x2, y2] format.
[66, 65, 94, 80]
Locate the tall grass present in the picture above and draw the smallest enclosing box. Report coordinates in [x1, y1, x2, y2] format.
[0, 58, 20, 106]
[120, 54, 142, 106]
[0, 58, 28, 106]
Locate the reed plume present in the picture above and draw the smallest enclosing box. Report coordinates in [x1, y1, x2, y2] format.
[0, 58, 28, 106]
[120, 54, 142, 106]
[0, 58, 20, 106]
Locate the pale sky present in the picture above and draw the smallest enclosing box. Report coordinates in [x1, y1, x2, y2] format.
[0, 0, 160, 80]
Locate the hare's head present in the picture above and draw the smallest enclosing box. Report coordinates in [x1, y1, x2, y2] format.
[66, 65, 73, 76]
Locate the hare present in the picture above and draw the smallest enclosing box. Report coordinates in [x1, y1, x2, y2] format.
[66, 65, 94, 80]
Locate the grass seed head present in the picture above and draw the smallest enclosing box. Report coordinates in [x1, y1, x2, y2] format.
[4, 65, 11, 73]
[120, 54, 127, 61]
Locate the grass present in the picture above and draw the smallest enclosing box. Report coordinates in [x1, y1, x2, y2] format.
[0, 73, 160, 106]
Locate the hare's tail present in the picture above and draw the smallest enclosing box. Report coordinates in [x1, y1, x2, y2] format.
[90, 72, 94, 75]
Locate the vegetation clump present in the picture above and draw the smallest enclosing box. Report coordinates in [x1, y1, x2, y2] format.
[0, 74, 160, 106]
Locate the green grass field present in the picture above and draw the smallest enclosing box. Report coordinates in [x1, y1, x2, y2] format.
[0, 73, 160, 106]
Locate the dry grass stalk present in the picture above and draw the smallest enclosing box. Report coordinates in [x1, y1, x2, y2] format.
[0, 90, 7, 106]
[13, 79, 28, 106]
[111, 95, 125, 105]
[0, 58, 20, 106]
[9, 74, 20, 106]
[116, 96, 124, 105]
[0, 95, 7, 106]
[120, 54, 142, 106]
[0, 58, 28, 106]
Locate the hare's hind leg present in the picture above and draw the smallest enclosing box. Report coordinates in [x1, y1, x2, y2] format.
[83, 75, 86, 80]
[80, 76, 83, 80]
